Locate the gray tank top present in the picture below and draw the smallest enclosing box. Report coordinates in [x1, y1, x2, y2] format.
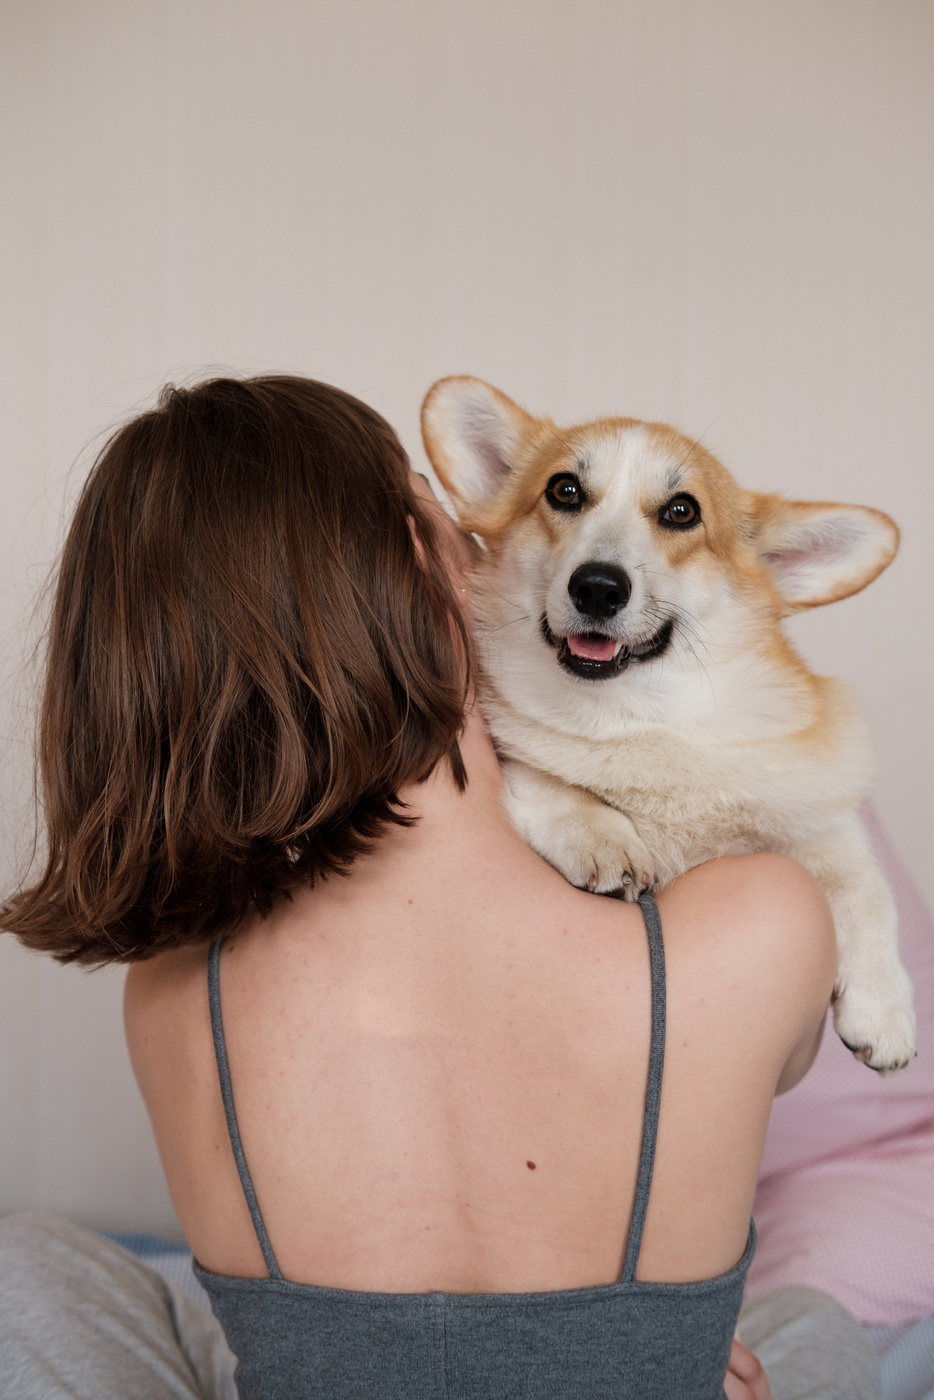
[195, 894, 755, 1399]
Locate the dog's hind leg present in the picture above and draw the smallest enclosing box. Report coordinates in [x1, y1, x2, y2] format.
[501, 759, 659, 900]
[790, 814, 916, 1072]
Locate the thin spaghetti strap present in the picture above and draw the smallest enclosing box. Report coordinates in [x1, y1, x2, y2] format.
[207, 936, 283, 1281]
[620, 892, 667, 1283]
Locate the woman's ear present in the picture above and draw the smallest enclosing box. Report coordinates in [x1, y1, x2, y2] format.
[420, 377, 538, 515]
[749, 494, 899, 611]
[407, 473, 479, 598]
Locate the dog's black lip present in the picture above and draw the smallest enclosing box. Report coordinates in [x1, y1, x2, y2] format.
[540, 616, 674, 681]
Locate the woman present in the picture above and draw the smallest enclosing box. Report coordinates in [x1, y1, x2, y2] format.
[0, 376, 879, 1399]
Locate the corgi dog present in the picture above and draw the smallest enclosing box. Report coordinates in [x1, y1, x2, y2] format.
[421, 376, 915, 1073]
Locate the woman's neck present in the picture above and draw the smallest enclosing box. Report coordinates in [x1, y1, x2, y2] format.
[285, 699, 553, 925]
[363, 700, 535, 884]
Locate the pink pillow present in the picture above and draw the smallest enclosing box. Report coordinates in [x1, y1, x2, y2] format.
[746, 806, 934, 1324]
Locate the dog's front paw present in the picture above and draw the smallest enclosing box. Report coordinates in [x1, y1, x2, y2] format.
[502, 765, 659, 902]
[833, 981, 917, 1074]
[548, 809, 657, 902]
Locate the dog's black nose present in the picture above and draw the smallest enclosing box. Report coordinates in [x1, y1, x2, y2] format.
[568, 563, 632, 619]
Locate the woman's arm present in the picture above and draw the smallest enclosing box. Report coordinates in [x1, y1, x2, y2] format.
[725, 1339, 773, 1400]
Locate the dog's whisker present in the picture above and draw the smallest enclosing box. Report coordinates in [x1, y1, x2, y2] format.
[482, 587, 531, 612]
[479, 616, 532, 638]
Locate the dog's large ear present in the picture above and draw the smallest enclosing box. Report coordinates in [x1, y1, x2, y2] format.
[421, 377, 537, 512]
[750, 496, 899, 611]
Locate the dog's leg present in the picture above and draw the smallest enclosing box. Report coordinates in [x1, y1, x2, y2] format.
[501, 759, 658, 900]
[790, 815, 916, 1072]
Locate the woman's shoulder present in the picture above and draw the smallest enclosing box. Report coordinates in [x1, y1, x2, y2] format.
[125, 942, 207, 1023]
[659, 854, 836, 993]
[655, 853, 838, 1090]
[124, 942, 214, 1101]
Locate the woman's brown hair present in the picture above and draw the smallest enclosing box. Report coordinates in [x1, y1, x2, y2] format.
[3, 376, 471, 964]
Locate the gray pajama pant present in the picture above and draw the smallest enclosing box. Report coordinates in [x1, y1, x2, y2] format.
[0, 1211, 881, 1400]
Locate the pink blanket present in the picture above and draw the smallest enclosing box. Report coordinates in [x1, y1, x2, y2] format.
[747, 807, 934, 1325]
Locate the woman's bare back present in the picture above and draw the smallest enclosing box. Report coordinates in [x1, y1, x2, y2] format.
[126, 710, 835, 1297]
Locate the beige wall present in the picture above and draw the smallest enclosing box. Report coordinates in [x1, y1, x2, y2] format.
[1, 0, 931, 1235]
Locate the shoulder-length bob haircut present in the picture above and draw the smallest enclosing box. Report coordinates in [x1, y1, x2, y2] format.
[3, 376, 471, 964]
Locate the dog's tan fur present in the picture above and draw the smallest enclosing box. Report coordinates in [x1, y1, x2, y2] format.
[422, 376, 915, 1072]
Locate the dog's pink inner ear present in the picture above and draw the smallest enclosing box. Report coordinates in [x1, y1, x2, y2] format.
[460, 403, 517, 494]
[758, 505, 898, 611]
[423, 378, 533, 510]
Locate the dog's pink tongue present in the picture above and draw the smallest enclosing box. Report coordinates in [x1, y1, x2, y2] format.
[567, 634, 616, 661]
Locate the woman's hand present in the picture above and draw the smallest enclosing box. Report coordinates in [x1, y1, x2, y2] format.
[724, 1338, 773, 1400]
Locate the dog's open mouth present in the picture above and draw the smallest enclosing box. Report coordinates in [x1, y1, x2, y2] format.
[540, 617, 674, 680]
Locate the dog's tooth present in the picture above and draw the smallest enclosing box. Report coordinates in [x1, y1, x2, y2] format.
[612, 639, 625, 657]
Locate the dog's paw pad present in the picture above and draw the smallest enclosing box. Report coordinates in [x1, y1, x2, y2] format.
[839, 1038, 875, 1064]
[834, 987, 917, 1073]
[840, 1037, 916, 1074]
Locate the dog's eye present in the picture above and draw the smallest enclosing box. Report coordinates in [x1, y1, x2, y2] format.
[660, 494, 701, 530]
[545, 474, 584, 511]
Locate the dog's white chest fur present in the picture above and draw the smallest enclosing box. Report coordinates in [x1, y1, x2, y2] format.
[422, 375, 915, 1072]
